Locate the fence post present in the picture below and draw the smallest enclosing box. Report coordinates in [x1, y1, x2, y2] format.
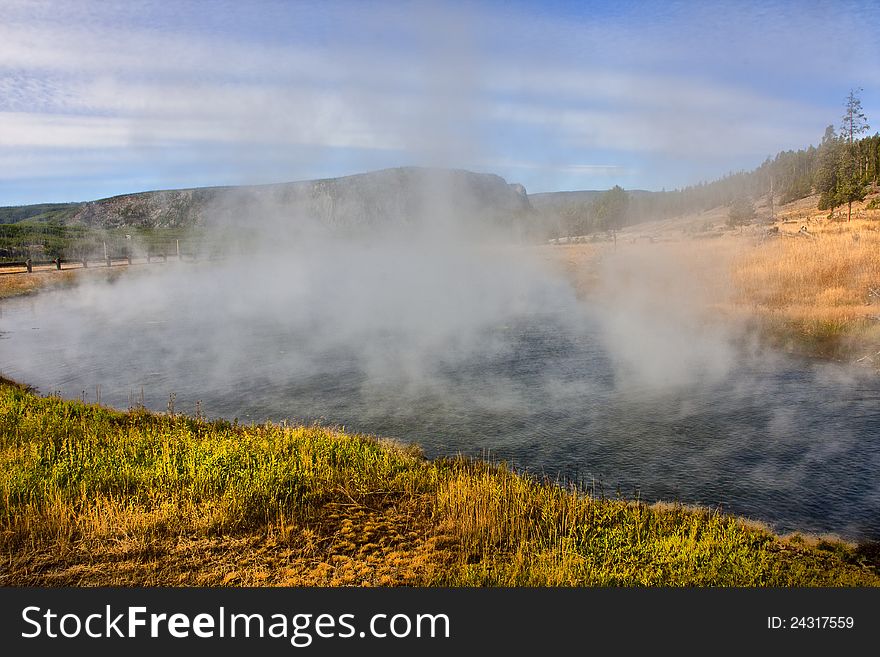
[127, 250, 132, 265]
[25, 258, 32, 273]
[176, 239, 181, 260]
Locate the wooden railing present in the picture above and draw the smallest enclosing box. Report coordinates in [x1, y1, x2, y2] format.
[0, 239, 212, 274]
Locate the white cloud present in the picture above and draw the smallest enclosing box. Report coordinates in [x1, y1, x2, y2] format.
[491, 95, 823, 159]
[0, 112, 132, 148]
[0, 0, 875, 201]
[484, 158, 628, 176]
[0, 106, 409, 152]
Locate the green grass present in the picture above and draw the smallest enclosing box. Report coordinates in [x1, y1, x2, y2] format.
[1, 381, 877, 586]
[0, 222, 205, 262]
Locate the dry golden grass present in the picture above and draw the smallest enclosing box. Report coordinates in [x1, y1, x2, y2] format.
[736, 223, 880, 308]
[0, 270, 77, 299]
[535, 243, 602, 297]
[544, 192, 880, 363]
[0, 261, 145, 300]
[0, 267, 120, 300]
[8, 499, 451, 587]
[730, 202, 880, 360]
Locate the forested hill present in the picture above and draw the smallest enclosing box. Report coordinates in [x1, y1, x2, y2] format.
[0, 202, 83, 225]
[534, 92, 878, 237]
[535, 126, 880, 239]
[633, 90, 878, 224]
[666, 131, 880, 214]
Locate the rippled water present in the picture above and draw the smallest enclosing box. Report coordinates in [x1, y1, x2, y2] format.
[2, 285, 879, 540]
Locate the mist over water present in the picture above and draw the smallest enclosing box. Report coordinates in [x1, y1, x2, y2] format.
[2, 1, 879, 546]
[3, 230, 880, 541]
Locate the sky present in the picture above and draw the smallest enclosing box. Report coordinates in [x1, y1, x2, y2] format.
[1, 0, 878, 205]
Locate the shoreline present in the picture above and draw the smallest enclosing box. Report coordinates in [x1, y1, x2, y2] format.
[1, 377, 878, 586]
[5, 367, 875, 546]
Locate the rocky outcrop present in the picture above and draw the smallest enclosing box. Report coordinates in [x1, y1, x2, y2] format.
[67, 167, 537, 236]
[72, 187, 229, 229]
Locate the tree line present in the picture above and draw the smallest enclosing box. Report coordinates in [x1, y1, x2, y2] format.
[691, 89, 875, 228]
[541, 89, 877, 238]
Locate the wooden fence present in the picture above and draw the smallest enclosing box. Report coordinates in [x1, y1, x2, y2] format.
[0, 240, 200, 275]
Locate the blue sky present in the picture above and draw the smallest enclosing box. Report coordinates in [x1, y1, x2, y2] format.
[1, 0, 878, 205]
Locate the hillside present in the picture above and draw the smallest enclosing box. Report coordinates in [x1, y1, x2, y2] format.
[0, 202, 82, 225]
[0, 168, 535, 234]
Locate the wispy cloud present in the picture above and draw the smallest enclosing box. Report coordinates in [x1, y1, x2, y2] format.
[0, 0, 876, 204]
[484, 158, 629, 176]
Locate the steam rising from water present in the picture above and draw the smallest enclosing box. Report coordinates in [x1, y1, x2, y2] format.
[592, 243, 739, 389]
[2, 2, 879, 542]
[3, 199, 880, 540]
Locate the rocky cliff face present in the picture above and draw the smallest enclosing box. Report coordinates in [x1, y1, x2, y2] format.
[68, 167, 536, 236]
[72, 188, 219, 228]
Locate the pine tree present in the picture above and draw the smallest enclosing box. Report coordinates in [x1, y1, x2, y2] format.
[727, 196, 755, 230]
[594, 185, 629, 247]
[838, 88, 870, 220]
[815, 125, 841, 213]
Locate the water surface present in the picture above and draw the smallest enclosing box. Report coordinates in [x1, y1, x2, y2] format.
[3, 278, 879, 541]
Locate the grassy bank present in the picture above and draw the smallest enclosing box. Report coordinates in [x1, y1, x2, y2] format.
[0, 268, 89, 300]
[546, 193, 880, 365]
[731, 212, 880, 362]
[1, 382, 877, 586]
[0, 261, 134, 300]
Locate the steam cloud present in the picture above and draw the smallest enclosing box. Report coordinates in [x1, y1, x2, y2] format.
[4, 170, 880, 541]
[2, 2, 879, 542]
